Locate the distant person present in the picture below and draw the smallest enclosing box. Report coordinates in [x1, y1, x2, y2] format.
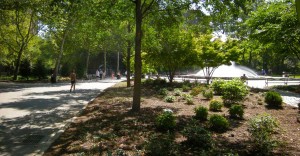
[261, 69, 266, 76]
[99, 69, 103, 80]
[70, 69, 76, 92]
[240, 74, 247, 82]
[96, 69, 100, 81]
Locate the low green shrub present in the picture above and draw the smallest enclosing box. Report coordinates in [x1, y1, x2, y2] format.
[211, 79, 225, 95]
[209, 100, 223, 112]
[165, 96, 176, 103]
[229, 104, 244, 119]
[221, 78, 249, 106]
[143, 78, 154, 86]
[181, 121, 213, 149]
[144, 133, 179, 156]
[248, 113, 280, 155]
[203, 89, 213, 99]
[182, 85, 190, 92]
[209, 114, 229, 132]
[186, 97, 194, 105]
[190, 86, 203, 96]
[194, 106, 208, 121]
[159, 88, 168, 96]
[155, 111, 176, 131]
[174, 88, 182, 96]
[264, 91, 282, 107]
[153, 78, 167, 86]
[182, 93, 192, 100]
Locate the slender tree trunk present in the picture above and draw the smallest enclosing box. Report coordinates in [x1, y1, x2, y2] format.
[53, 29, 68, 82]
[104, 50, 107, 78]
[13, 45, 24, 80]
[132, 0, 142, 112]
[117, 51, 120, 74]
[85, 49, 90, 78]
[127, 23, 131, 87]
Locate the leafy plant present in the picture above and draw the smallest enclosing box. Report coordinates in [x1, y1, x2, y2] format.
[32, 59, 48, 80]
[174, 88, 182, 96]
[248, 113, 280, 155]
[181, 121, 213, 149]
[165, 95, 176, 103]
[209, 100, 223, 112]
[19, 58, 31, 80]
[203, 89, 214, 99]
[221, 78, 249, 106]
[209, 114, 229, 132]
[194, 106, 208, 121]
[144, 133, 179, 156]
[190, 86, 203, 96]
[159, 88, 168, 96]
[153, 78, 167, 87]
[155, 111, 176, 131]
[211, 79, 225, 95]
[182, 85, 190, 92]
[229, 104, 244, 119]
[144, 78, 154, 86]
[264, 91, 282, 107]
[186, 97, 194, 105]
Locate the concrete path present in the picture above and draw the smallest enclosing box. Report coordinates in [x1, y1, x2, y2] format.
[0, 79, 123, 156]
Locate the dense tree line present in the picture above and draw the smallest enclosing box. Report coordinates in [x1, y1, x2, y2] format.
[0, 0, 299, 111]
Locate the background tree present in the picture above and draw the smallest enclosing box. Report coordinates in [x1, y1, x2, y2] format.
[245, 0, 300, 74]
[0, 0, 41, 80]
[194, 35, 240, 84]
[19, 58, 31, 80]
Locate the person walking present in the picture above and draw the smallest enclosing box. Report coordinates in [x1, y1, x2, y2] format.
[96, 69, 100, 81]
[99, 69, 103, 80]
[70, 69, 76, 92]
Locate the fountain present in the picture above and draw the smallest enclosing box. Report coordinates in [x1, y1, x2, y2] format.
[194, 61, 258, 78]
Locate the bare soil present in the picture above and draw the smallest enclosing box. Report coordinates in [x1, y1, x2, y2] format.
[44, 82, 300, 156]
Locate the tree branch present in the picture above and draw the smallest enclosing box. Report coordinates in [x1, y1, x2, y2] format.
[142, 0, 155, 19]
[129, 0, 136, 3]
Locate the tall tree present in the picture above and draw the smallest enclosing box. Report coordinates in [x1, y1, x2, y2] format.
[194, 35, 240, 84]
[0, 0, 41, 80]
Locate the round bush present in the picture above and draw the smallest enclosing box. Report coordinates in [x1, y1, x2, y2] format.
[155, 111, 176, 131]
[194, 106, 208, 121]
[174, 88, 182, 96]
[203, 89, 214, 99]
[153, 78, 167, 86]
[209, 114, 229, 132]
[186, 97, 194, 105]
[182, 85, 190, 92]
[165, 95, 176, 103]
[209, 100, 223, 112]
[144, 133, 179, 156]
[181, 122, 213, 148]
[211, 79, 225, 95]
[221, 78, 249, 106]
[159, 88, 168, 96]
[190, 86, 203, 96]
[229, 104, 244, 119]
[248, 113, 280, 155]
[264, 91, 282, 107]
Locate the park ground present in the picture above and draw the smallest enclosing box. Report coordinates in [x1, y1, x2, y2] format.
[44, 81, 300, 156]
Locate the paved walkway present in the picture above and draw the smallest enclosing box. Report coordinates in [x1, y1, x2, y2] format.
[0, 79, 123, 156]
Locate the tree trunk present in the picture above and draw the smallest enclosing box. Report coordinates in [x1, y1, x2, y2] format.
[132, 0, 142, 112]
[85, 49, 90, 78]
[53, 29, 68, 82]
[104, 50, 107, 78]
[127, 23, 131, 87]
[117, 51, 120, 74]
[13, 45, 24, 80]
